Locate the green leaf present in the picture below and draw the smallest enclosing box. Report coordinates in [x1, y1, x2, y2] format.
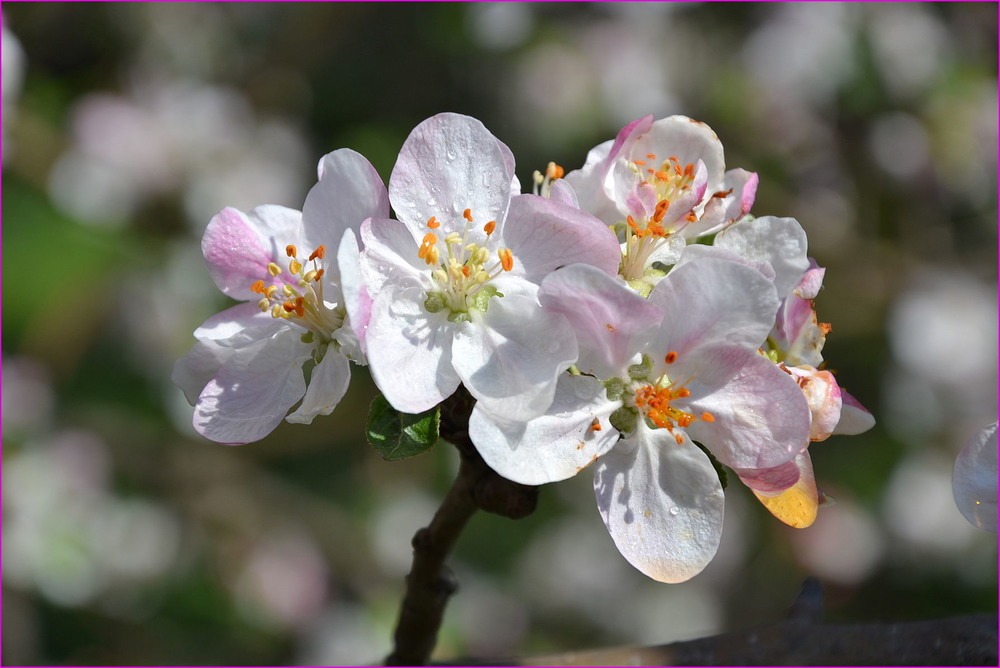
[366, 394, 440, 461]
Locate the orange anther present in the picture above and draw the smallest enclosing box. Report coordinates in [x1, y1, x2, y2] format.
[499, 248, 514, 272]
[427, 216, 440, 229]
[590, 418, 602, 432]
[633, 159, 647, 166]
[462, 266, 471, 277]
[647, 167, 655, 174]
[314, 268, 325, 282]
[674, 433, 684, 445]
[484, 220, 496, 235]
[665, 351, 678, 364]
[685, 213, 698, 222]
[251, 280, 266, 294]
[286, 245, 298, 258]
[668, 155, 679, 162]
[674, 164, 683, 175]
[683, 163, 695, 177]
[701, 412, 715, 423]
[423, 232, 438, 245]
[646, 153, 657, 160]
[463, 208, 473, 222]
[655, 170, 671, 181]
[282, 300, 296, 313]
[309, 245, 326, 261]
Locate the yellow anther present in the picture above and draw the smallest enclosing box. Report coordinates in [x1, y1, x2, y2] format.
[546, 162, 564, 180]
[270, 304, 284, 318]
[283, 284, 294, 296]
[257, 298, 269, 311]
[289, 259, 303, 275]
[267, 262, 282, 276]
[265, 285, 279, 298]
[303, 270, 318, 283]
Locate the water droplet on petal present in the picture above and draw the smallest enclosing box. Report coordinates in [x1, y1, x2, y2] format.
[426, 198, 437, 207]
[669, 506, 680, 516]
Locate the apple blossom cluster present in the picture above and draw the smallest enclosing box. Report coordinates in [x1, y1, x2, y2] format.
[174, 112, 874, 583]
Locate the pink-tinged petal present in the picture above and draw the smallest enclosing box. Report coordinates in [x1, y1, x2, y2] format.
[193, 329, 312, 444]
[389, 113, 510, 244]
[495, 137, 521, 195]
[632, 116, 726, 190]
[691, 169, 759, 238]
[786, 366, 842, 441]
[794, 259, 826, 300]
[539, 264, 663, 378]
[714, 216, 810, 299]
[561, 138, 621, 223]
[285, 349, 351, 424]
[608, 115, 655, 169]
[673, 243, 777, 284]
[202, 205, 304, 300]
[656, 159, 709, 228]
[547, 179, 579, 208]
[365, 284, 460, 414]
[452, 294, 577, 421]
[748, 452, 819, 529]
[684, 350, 810, 470]
[501, 194, 621, 281]
[301, 149, 389, 251]
[647, 257, 778, 358]
[833, 389, 876, 435]
[469, 374, 621, 485]
[173, 340, 233, 406]
[776, 295, 827, 368]
[337, 228, 371, 359]
[594, 425, 724, 583]
[359, 217, 427, 294]
[192, 302, 278, 343]
[953, 422, 998, 532]
[736, 457, 802, 494]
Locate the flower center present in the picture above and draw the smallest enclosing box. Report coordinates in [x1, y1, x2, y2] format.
[631, 351, 715, 444]
[251, 244, 344, 343]
[418, 208, 515, 322]
[618, 153, 699, 283]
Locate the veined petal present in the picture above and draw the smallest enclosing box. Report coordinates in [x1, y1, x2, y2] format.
[389, 112, 510, 244]
[469, 374, 621, 485]
[360, 217, 428, 294]
[191, 302, 279, 344]
[691, 168, 759, 238]
[502, 194, 621, 282]
[684, 350, 810, 470]
[833, 389, 876, 435]
[192, 328, 312, 444]
[647, 256, 778, 358]
[302, 148, 390, 252]
[286, 348, 351, 424]
[539, 264, 663, 378]
[714, 216, 810, 299]
[365, 283, 460, 414]
[561, 138, 621, 224]
[202, 205, 304, 300]
[593, 424, 725, 583]
[172, 339, 233, 406]
[633, 116, 726, 190]
[452, 294, 577, 421]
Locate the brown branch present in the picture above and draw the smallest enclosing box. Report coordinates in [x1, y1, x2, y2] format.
[513, 579, 998, 666]
[385, 386, 539, 666]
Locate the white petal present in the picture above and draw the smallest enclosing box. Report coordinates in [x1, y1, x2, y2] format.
[953, 422, 998, 532]
[365, 284, 460, 414]
[470, 374, 621, 485]
[359, 217, 427, 294]
[192, 329, 312, 444]
[302, 148, 389, 251]
[452, 294, 577, 421]
[647, 256, 778, 357]
[337, 228, 370, 360]
[593, 425, 725, 583]
[389, 113, 510, 244]
[286, 349, 351, 424]
[714, 216, 810, 299]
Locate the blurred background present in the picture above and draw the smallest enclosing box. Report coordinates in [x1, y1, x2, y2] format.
[2, 3, 996, 664]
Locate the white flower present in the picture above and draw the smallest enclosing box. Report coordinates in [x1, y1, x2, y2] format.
[359, 112, 619, 420]
[953, 422, 998, 533]
[173, 149, 388, 443]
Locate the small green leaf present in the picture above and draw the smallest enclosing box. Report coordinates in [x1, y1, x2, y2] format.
[366, 394, 440, 461]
